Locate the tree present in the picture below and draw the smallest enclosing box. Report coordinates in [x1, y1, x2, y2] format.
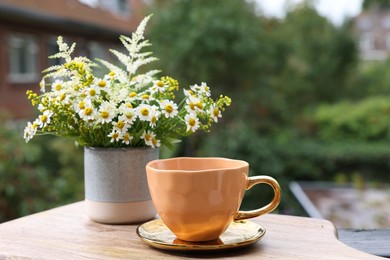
[145, 0, 358, 137]
[270, 4, 358, 112]
[147, 0, 272, 94]
[362, 0, 390, 10]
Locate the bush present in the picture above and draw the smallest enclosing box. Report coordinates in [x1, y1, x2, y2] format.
[200, 125, 390, 214]
[314, 96, 390, 141]
[0, 111, 84, 223]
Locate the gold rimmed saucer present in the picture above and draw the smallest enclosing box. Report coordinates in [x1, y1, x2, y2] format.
[136, 219, 265, 252]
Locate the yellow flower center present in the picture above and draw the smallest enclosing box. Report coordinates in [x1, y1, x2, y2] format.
[144, 133, 151, 141]
[112, 133, 119, 139]
[123, 133, 130, 141]
[84, 107, 93, 116]
[151, 116, 157, 124]
[156, 81, 164, 87]
[126, 103, 133, 108]
[59, 93, 66, 101]
[126, 112, 134, 119]
[89, 89, 96, 96]
[213, 108, 220, 117]
[98, 80, 106, 88]
[109, 71, 115, 77]
[141, 108, 149, 116]
[129, 92, 137, 98]
[55, 84, 62, 91]
[142, 94, 149, 100]
[165, 104, 173, 113]
[101, 111, 109, 119]
[79, 101, 85, 110]
[189, 102, 196, 110]
[40, 115, 47, 123]
[196, 102, 203, 109]
[188, 118, 196, 127]
[152, 138, 158, 146]
[116, 121, 125, 129]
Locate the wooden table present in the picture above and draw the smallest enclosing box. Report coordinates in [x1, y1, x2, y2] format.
[0, 201, 384, 259]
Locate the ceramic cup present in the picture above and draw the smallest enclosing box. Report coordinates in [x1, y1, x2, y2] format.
[146, 157, 281, 242]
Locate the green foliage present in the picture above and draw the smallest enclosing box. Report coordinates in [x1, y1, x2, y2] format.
[147, 1, 358, 136]
[362, 0, 390, 10]
[148, 0, 268, 93]
[315, 96, 390, 141]
[0, 111, 84, 223]
[201, 126, 390, 213]
[271, 5, 357, 111]
[348, 61, 390, 98]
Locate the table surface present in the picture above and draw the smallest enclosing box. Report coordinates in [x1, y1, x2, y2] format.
[0, 201, 384, 259]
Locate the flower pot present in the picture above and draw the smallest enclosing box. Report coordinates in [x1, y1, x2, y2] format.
[84, 147, 158, 224]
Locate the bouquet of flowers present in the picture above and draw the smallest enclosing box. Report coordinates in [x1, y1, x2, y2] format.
[23, 15, 231, 148]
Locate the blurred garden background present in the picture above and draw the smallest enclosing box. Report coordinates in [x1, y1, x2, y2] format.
[0, 0, 389, 226]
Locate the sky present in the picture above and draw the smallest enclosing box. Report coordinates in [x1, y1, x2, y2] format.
[255, 0, 363, 25]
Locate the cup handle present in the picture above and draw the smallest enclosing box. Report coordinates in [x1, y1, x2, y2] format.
[234, 175, 281, 220]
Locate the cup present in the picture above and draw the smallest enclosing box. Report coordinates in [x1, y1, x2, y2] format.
[145, 157, 281, 242]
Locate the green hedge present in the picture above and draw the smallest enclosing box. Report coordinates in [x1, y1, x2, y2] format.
[200, 126, 390, 213]
[0, 111, 84, 223]
[314, 96, 390, 141]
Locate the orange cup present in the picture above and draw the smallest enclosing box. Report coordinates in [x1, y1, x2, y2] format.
[146, 157, 281, 242]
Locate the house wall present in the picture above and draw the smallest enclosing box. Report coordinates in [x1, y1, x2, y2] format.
[0, 0, 144, 119]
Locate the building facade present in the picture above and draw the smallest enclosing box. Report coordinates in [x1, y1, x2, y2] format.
[0, 0, 144, 118]
[355, 9, 390, 61]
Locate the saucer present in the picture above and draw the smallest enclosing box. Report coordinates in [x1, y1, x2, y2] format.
[136, 219, 266, 252]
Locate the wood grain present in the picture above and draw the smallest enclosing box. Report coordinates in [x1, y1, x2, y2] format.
[0, 201, 384, 259]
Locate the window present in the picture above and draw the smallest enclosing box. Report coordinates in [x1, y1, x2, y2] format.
[78, 0, 131, 16]
[386, 34, 390, 49]
[8, 33, 39, 83]
[357, 17, 372, 31]
[382, 16, 390, 29]
[359, 34, 374, 50]
[88, 41, 108, 77]
[98, 0, 130, 16]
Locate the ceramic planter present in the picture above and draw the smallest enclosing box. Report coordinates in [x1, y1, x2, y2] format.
[84, 147, 158, 224]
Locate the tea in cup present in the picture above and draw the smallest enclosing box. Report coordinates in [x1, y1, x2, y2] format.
[146, 157, 281, 242]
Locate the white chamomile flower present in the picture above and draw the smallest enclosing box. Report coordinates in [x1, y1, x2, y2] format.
[112, 117, 128, 132]
[160, 100, 178, 118]
[85, 85, 100, 99]
[186, 96, 201, 114]
[137, 104, 154, 121]
[108, 130, 121, 143]
[151, 136, 161, 148]
[98, 102, 116, 124]
[120, 132, 133, 145]
[23, 121, 38, 143]
[57, 91, 70, 105]
[183, 89, 193, 98]
[209, 104, 222, 122]
[190, 83, 201, 92]
[95, 78, 109, 89]
[78, 101, 95, 121]
[37, 110, 53, 128]
[141, 130, 155, 147]
[151, 80, 167, 93]
[149, 110, 160, 128]
[51, 80, 64, 92]
[185, 114, 200, 133]
[37, 103, 46, 112]
[75, 99, 91, 114]
[199, 82, 211, 97]
[119, 103, 137, 125]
